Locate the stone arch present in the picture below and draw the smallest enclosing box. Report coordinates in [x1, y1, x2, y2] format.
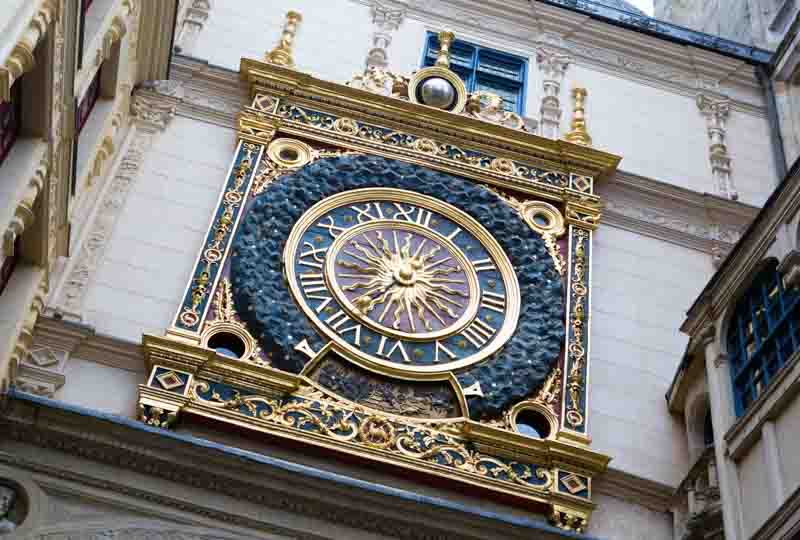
[685, 389, 713, 460]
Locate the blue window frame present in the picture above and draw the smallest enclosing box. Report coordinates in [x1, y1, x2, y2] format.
[422, 33, 527, 115]
[727, 260, 800, 416]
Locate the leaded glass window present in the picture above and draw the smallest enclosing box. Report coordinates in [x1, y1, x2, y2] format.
[727, 260, 800, 415]
[423, 34, 527, 115]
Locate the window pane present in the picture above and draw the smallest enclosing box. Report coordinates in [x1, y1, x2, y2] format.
[0, 79, 22, 166]
[728, 261, 800, 416]
[478, 50, 524, 82]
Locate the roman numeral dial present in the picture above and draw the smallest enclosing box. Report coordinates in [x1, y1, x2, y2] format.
[284, 189, 520, 375]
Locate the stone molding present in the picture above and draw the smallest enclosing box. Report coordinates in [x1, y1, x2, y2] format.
[697, 94, 737, 201]
[50, 90, 177, 321]
[15, 317, 95, 398]
[594, 468, 673, 512]
[600, 170, 757, 256]
[387, 0, 766, 116]
[0, 393, 580, 540]
[174, 0, 213, 57]
[365, 1, 407, 70]
[2, 153, 49, 260]
[536, 47, 571, 139]
[37, 529, 255, 540]
[0, 0, 58, 102]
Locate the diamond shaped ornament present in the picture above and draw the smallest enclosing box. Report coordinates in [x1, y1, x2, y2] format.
[156, 370, 185, 390]
[561, 473, 588, 494]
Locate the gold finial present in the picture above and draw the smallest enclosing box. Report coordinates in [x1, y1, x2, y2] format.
[266, 11, 303, 68]
[434, 31, 455, 68]
[565, 88, 592, 147]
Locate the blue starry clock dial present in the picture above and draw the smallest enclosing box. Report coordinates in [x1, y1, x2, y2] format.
[284, 188, 521, 376]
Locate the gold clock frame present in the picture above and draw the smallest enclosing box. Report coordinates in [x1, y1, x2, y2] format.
[138, 54, 620, 533]
[283, 187, 520, 378]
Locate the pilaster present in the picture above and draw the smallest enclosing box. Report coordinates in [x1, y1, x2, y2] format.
[697, 94, 737, 201]
[702, 328, 744, 540]
[536, 48, 570, 140]
[173, 0, 212, 56]
[365, 1, 406, 70]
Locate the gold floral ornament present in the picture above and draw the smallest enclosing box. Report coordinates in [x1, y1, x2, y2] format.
[265, 11, 302, 68]
[465, 92, 525, 130]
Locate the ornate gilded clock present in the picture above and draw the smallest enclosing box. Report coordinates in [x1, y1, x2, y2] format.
[140, 49, 614, 531]
[230, 155, 565, 419]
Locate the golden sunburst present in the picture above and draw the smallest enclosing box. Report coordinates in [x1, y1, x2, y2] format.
[335, 228, 470, 334]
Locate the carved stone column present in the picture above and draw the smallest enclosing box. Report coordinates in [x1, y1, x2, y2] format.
[536, 48, 570, 139]
[49, 90, 179, 321]
[366, 1, 406, 70]
[173, 0, 212, 56]
[697, 95, 737, 200]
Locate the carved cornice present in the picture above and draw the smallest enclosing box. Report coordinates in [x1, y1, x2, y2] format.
[0, 392, 590, 540]
[0, 0, 57, 102]
[599, 170, 757, 255]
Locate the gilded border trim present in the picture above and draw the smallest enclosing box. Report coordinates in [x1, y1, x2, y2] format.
[171, 142, 264, 334]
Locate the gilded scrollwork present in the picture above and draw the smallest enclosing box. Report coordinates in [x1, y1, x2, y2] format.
[271, 103, 572, 191]
[565, 229, 588, 429]
[176, 143, 260, 330]
[189, 379, 554, 492]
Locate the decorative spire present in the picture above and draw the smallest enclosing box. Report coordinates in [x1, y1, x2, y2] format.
[434, 31, 455, 68]
[265, 11, 302, 68]
[565, 88, 592, 146]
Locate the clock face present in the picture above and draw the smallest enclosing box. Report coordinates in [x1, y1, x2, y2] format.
[284, 188, 520, 375]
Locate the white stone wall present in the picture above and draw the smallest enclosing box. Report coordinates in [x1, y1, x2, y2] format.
[590, 225, 707, 486]
[738, 438, 772, 538]
[81, 117, 235, 342]
[776, 393, 800, 498]
[591, 493, 673, 540]
[58, 356, 142, 416]
[193, 0, 373, 85]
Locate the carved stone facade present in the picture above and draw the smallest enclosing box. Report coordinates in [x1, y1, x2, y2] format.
[366, 1, 406, 70]
[174, 0, 213, 56]
[537, 48, 571, 139]
[50, 91, 178, 320]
